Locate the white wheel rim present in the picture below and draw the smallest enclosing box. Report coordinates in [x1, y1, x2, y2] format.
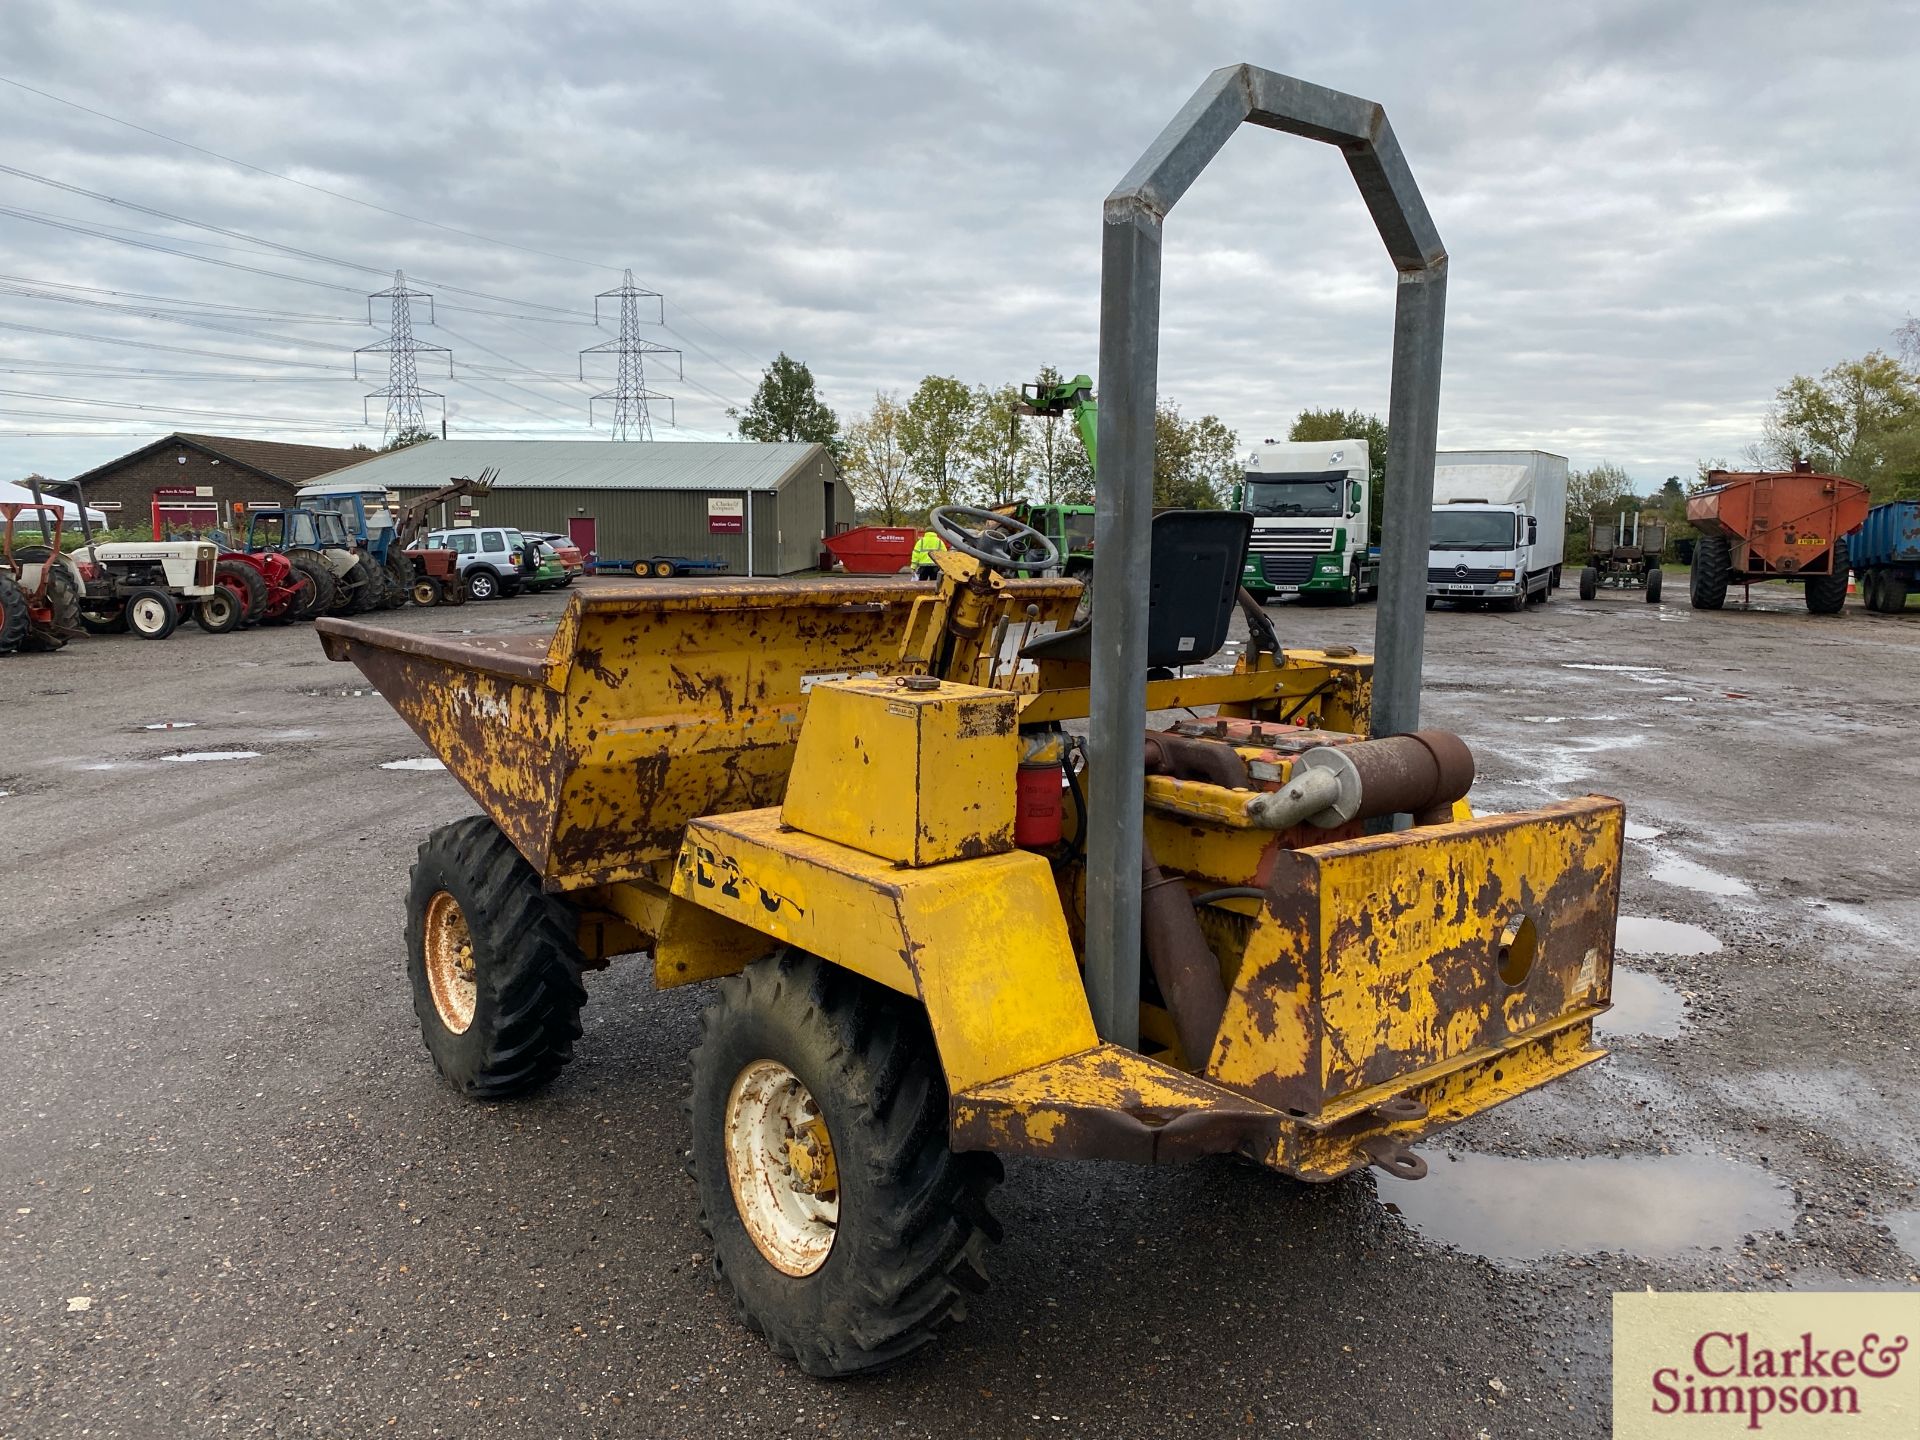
[724, 1059, 839, 1276]
[131, 597, 168, 632]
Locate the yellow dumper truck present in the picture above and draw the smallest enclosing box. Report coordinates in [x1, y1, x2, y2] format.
[316, 67, 1624, 1377]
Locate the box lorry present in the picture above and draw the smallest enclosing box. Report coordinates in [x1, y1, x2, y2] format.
[1425, 450, 1568, 611]
[1237, 438, 1378, 604]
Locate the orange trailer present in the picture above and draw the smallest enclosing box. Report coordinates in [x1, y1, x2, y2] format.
[1686, 461, 1869, 614]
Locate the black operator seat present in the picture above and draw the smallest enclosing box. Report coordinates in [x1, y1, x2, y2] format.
[1020, 509, 1254, 670]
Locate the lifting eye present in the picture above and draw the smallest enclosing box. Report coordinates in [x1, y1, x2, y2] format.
[1497, 914, 1538, 986]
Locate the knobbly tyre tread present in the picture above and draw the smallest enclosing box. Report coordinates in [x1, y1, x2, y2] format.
[286, 551, 334, 618]
[13, 545, 79, 650]
[0, 571, 31, 653]
[383, 549, 416, 608]
[1690, 532, 1731, 610]
[688, 948, 1003, 1377]
[404, 816, 587, 1099]
[215, 560, 269, 625]
[1804, 539, 1850, 615]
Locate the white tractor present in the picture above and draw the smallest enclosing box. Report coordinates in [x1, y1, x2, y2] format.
[75, 538, 226, 639]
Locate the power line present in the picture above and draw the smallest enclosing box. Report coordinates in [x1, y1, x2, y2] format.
[580, 269, 680, 439]
[0, 73, 626, 276]
[354, 272, 447, 440]
[0, 317, 347, 369]
[1, 73, 771, 373]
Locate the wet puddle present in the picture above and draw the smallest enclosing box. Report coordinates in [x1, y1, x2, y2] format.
[1624, 821, 1666, 841]
[1886, 1212, 1920, 1267]
[1616, 916, 1721, 957]
[161, 750, 260, 764]
[1562, 662, 1664, 673]
[379, 758, 446, 772]
[140, 721, 197, 731]
[1598, 969, 1686, 1039]
[1647, 848, 1753, 898]
[1387, 1152, 1793, 1264]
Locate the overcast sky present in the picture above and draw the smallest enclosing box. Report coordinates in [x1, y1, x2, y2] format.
[2, 0, 1916, 488]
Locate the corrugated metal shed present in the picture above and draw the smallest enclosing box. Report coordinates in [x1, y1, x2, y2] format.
[318, 439, 844, 577]
[321, 440, 820, 492]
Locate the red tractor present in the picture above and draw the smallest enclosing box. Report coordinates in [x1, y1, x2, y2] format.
[0, 485, 85, 655]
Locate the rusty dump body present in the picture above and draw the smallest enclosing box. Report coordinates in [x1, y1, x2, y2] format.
[319, 570, 1623, 1183]
[1687, 464, 1870, 577]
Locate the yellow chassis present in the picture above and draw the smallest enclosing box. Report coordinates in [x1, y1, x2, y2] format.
[319, 570, 1623, 1183]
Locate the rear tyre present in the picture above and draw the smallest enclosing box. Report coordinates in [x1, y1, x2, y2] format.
[287, 552, 334, 619]
[1804, 540, 1849, 615]
[410, 575, 445, 607]
[1645, 567, 1663, 603]
[41, 564, 82, 645]
[194, 588, 243, 634]
[343, 553, 382, 616]
[1883, 572, 1910, 612]
[690, 949, 1002, 1378]
[125, 587, 179, 640]
[1690, 533, 1731, 610]
[383, 550, 416, 608]
[0, 571, 30, 654]
[215, 561, 268, 625]
[404, 816, 587, 1099]
[1578, 566, 1598, 601]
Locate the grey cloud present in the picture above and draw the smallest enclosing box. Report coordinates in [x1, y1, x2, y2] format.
[0, 0, 1915, 485]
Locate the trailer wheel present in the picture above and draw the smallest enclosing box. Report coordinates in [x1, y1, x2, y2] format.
[1690, 534, 1731, 610]
[652, 560, 677, 578]
[0, 572, 29, 654]
[125, 587, 180, 640]
[194, 588, 243, 634]
[1578, 566, 1598, 601]
[689, 949, 1002, 1377]
[410, 575, 445, 607]
[1804, 540, 1849, 615]
[1645, 567, 1663, 603]
[405, 817, 587, 1099]
[1883, 572, 1909, 613]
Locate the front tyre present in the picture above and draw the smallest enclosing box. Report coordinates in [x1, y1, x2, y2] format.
[689, 949, 1002, 1377]
[404, 817, 587, 1098]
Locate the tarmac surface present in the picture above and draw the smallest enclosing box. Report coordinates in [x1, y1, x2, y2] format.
[3, 576, 1917, 1438]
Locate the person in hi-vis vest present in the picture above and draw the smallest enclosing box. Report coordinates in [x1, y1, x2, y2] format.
[911, 529, 945, 580]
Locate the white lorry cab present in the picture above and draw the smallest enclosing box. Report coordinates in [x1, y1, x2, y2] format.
[1425, 450, 1569, 612]
[1236, 438, 1378, 605]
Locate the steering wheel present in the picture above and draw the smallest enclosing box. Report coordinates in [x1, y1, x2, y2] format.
[929, 505, 1061, 571]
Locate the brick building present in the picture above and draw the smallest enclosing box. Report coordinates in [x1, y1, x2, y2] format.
[54, 433, 366, 535]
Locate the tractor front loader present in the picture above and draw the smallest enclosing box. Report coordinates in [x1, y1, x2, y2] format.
[316, 66, 1626, 1378]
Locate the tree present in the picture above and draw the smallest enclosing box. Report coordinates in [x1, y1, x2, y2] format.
[842, 392, 914, 524]
[1758, 350, 1920, 498]
[1569, 460, 1637, 522]
[730, 353, 842, 457]
[963, 384, 1031, 508]
[1153, 401, 1236, 509]
[900, 375, 976, 510]
[1288, 407, 1389, 536]
[1026, 365, 1094, 505]
[382, 429, 436, 452]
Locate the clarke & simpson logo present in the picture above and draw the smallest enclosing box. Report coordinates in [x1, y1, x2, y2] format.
[1615, 1293, 1919, 1438]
